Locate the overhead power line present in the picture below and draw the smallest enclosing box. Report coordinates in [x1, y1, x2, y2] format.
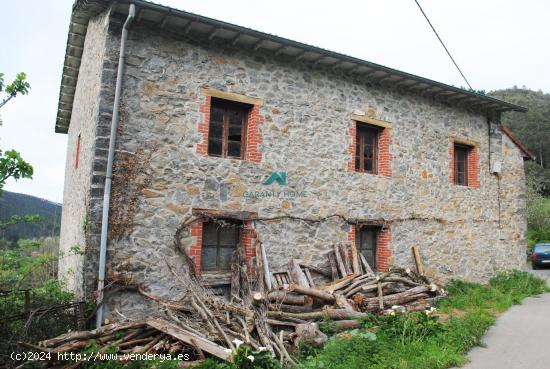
[414, 0, 473, 91]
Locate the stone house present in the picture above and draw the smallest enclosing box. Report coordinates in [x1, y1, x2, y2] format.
[56, 0, 533, 316]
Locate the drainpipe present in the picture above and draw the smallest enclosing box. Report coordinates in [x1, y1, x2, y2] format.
[96, 3, 135, 328]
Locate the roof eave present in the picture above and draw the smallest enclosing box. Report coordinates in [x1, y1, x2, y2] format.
[54, 0, 527, 134]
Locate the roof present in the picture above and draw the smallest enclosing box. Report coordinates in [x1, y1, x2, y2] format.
[501, 126, 536, 161]
[55, 0, 528, 133]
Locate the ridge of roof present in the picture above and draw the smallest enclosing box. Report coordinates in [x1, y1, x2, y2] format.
[55, 0, 527, 133]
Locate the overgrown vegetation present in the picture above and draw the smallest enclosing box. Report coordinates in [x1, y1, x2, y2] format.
[0, 238, 76, 364]
[490, 88, 550, 170]
[297, 270, 548, 369]
[489, 88, 550, 247]
[73, 271, 545, 369]
[525, 164, 550, 247]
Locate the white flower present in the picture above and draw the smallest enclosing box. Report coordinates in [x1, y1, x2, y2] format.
[232, 338, 244, 348]
[247, 355, 255, 362]
[257, 347, 268, 352]
[424, 307, 437, 316]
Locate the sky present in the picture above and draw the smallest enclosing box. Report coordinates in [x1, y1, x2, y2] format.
[1, 0, 549, 203]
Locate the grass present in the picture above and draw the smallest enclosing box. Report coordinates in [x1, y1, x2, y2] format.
[298, 270, 549, 369]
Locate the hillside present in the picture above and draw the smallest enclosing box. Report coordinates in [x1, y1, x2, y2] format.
[0, 191, 61, 244]
[489, 88, 550, 168]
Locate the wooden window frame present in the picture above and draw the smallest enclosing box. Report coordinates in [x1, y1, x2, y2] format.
[208, 98, 249, 159]
[356, 225, 379, 272]
[200, 219, 241, 272]
[74, 133, 81, 170]
[355, 123, 380, 174]
[453, 143, 470, 186]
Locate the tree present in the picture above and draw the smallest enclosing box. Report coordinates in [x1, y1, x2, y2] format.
[0, 72, 33, 192]
[0, 149, 33, 192]
[489, 88, 550, 168]
[0, 72, 30, 109]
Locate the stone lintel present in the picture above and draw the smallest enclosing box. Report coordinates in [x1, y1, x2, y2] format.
[351, 114, 392, 129]
[450, 136, 479, 147]
[200, 88, 263, 106]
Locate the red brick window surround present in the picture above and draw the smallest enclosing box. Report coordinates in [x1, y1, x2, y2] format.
[448, 138, 479, 188]
[349, 224, 392, 272]
[189, 214, 257, 275]
[197, 89, 264, 163]
[348, 116, 392, 177]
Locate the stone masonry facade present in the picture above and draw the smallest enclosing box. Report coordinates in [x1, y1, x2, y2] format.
[58, 9, 528, 314]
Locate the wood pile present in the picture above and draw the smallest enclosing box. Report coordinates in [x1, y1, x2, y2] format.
[23, 243, 445, 367]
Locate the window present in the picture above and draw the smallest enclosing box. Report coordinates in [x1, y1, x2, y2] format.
[355, 124, 379, 173]
[74, 133, 81, 169]
[356, 226, 378, 271]
[208, 98, 249, 159]
[454, 144, 470, 186]
[201, 220, 240, 271]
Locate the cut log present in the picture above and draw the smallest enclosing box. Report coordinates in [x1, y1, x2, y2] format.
[359, 253, 375, 276]
[259, 241, 272, 290]
[299, 263, 332, 278]
[230, 249, 241, 300]
[295, 323, 328, 348]
[147, 319, 231, 361]
[377, 281, 384, 310]
[327, 251, 339, 280]
[350, 242, 361, 274]
[357, 286, 430, 311]
[333, 244, 347, 277]
[322, 319, 361, 333]
[266, 319, 298, 327]
[285, 284, 336, 303]
[318, 273, 358, 293]
[269, 303, 313, 313]
[288, 259, 310, 288]
[303, 268, 316, 288]
[338, 244, 352, 275]
[267, 291, 307, 306]
[39, 322, 146, 348]
[334, 293, 355, 311]
[411, 246, 425, 275]
[267, 308, 367, 321]
[252, 292, 265, 306]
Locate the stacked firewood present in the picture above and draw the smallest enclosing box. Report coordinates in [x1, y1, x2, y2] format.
[23, 243, 444, 367]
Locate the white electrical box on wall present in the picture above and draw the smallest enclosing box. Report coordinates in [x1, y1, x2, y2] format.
[491, 160, 502, 175]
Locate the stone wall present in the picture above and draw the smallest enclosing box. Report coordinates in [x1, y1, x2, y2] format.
[58, 9, 111, 298]
[73, 18, 528, 313]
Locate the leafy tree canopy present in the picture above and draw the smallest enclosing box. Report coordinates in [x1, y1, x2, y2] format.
[489, 87, 550, 168]
[0, 72, 30, 109]
[0, 149, 33, 192]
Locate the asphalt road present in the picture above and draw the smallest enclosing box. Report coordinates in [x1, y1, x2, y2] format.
[457, 267, 550, 369]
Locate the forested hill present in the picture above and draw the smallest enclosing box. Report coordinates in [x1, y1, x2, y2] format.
[489, 88, 550, 167]
[0, 191, 61, 243]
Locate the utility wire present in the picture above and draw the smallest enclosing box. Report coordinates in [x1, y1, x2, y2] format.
[414, 0, 473, 91]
